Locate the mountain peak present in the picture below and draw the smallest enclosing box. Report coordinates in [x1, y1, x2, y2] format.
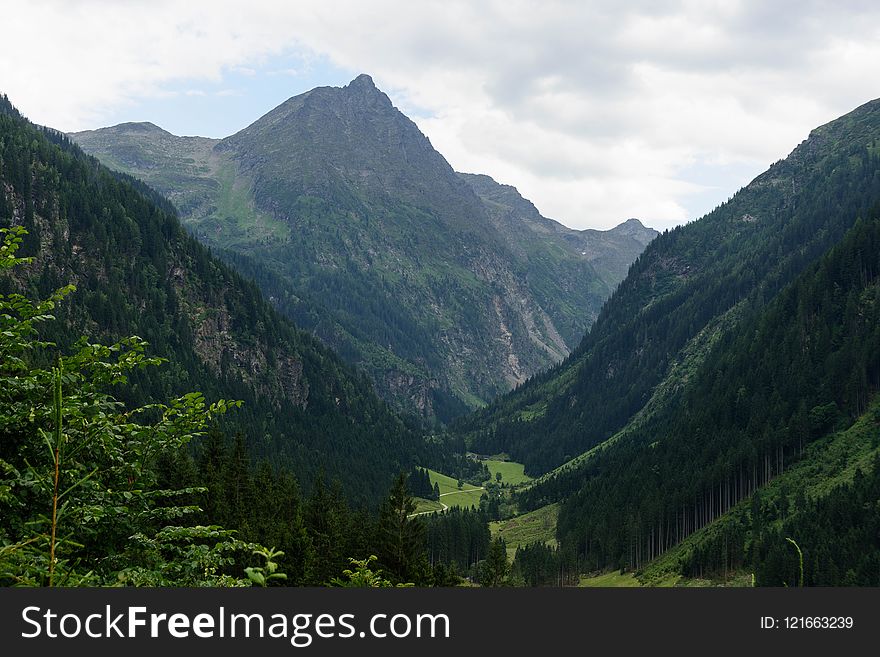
[347, 73, 376, 90]
[116, 121, 168, 134]
[606, 217, 657, 246]
[341, 73, 389, 107]
[68, 121, 175, 143]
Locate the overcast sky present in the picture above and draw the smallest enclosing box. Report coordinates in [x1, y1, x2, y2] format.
[3, 1, 880, 230]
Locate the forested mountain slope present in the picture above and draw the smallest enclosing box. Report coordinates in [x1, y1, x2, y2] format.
[72, 75, 656, 424]
[0, 94, 424, 505]
[547, 213, 880, 578]
[460, 97, 880, 475]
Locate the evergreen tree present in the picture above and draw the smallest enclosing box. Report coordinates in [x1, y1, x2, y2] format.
[481, 537, 509, 587]
[304, 473, 350, 585]
[376, 473, 429, 584]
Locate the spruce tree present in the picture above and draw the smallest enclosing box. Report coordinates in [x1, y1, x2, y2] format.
[481, 537, 509, 587]
[376, 473, 428, 584]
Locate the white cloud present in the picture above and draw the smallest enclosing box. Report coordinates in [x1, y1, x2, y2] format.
[3, 0, 879, 229]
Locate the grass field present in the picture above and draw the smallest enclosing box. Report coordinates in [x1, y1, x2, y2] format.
[490, 503, 559, 560]
[410, 460, 527, 518]
[579, 571, 641, 587]
[412, 498, 445, 515]
[578, 571, 690, 587]
[483, 459, 532, 486]
[426, 468, 485, 509]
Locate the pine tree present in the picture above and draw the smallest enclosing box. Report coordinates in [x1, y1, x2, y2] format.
[481, 537, 509, 587]
[376, 473, 428, 584]
[304, 473, 349, 585]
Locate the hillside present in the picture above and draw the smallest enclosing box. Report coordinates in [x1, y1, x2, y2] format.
[460, 97, 880, 475]
[637, 396, 880, 586]
[451, 98, 880, 585]
[71, 75, 656, 424]
[547, 212, 880, 577]
[0, 94, 424, 505]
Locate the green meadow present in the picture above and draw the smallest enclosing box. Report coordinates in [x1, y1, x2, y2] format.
[483, 459, 532, 486]
[490, 503, 559, 561]
[427, 468, 485, 509]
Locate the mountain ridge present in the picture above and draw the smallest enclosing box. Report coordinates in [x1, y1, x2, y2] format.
[71, 75, 657, 423]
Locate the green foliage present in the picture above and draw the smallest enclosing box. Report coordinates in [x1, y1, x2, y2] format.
[408, 466, 438, 500]
[480, 537, 510, 587]
[490, 503, 559, 560]
[302, 474, 361, 585]
[0, 227, 261, 586]
[245, 546, 288, 587]
[636, 395, 880, 586]
[329, 555, 407, 588]
[376, 473, 430, 584]
[423, 507, 491, 576]
[511, 541, 579, 587]
[751, 455, 880, 586]
[117, 525, 255, 587]
[186, 433, 315, 585]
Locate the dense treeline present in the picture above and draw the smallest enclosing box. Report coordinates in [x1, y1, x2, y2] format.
[0, 93, 427, 506]
[423, 507, 491, 576]
[461, 99, 880, 475]
[179, 439, 496, 585]
[159, 431, 372, 586]
[551, 213, 880, 572]
[511, 542, 579, 587]
[674, 450, 880, 586]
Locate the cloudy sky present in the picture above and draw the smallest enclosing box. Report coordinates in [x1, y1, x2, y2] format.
[3, 1, 880, 230]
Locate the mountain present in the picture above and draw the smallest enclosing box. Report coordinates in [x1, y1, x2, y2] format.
[459, 98, 880, 583]
[71, 75, 656, 424]
[458, 173, 655, 288]
[0, 94, 425, 505]
[555, 212, 880, 581]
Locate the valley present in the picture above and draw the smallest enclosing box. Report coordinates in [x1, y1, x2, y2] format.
[2, 77, 879, 589]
